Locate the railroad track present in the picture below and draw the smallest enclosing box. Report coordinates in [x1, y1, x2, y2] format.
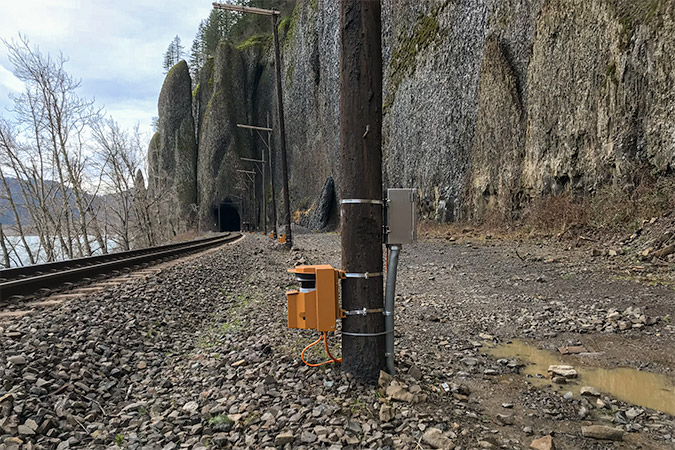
[0, 232, 242, 302]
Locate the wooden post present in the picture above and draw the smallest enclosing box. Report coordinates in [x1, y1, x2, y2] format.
[268, 112, 278, 237]
[272, 15, 293, 248]
[261, 136, 267, 236]
[339, 0, 384, 383]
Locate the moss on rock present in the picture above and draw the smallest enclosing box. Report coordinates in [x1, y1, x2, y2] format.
[385, 9, 443, 113]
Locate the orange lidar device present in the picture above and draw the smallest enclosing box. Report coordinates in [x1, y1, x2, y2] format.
[287, 265, 340, 332]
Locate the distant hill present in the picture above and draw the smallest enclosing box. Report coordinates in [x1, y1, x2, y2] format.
[0, 176, 108, 229]
[0, 176, 32, 227]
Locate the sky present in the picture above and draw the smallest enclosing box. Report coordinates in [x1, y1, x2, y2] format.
[0, 0, 215, 138]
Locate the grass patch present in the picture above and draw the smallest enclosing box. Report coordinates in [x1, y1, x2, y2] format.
[518, 174, 675, 236]
[292, 207, 312, 224]
[114, 434, 124, 447]
[425, 173, 674, 240]
[209, 414, 234, 426]
[197, 293, 259, 349]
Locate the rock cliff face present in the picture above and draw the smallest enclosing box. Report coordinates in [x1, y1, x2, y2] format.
[194, 42, 253, 229]
[148, 61, 198, 230]
[383, 0, 674, 220]
[150, 0, 675, 230]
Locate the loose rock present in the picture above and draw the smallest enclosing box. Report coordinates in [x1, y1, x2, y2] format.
[530, 435, 555, 450]
[581, 425, 624, 441]
[422, 428, 455, 449]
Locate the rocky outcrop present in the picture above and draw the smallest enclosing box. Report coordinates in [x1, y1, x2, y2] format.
[150, 61, 198, 229]
[195, 42, 254, 229]
[283, 0, 674, 221]
[382, 0, 675, 220]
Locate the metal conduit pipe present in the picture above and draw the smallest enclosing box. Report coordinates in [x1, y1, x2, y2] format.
[384, 244, 401, 375]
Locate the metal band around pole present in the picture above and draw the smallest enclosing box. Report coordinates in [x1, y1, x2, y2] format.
[342, 271, 383, 279]
[342, 307, 384, 316]
[342, 330, 393, 337]
[340, 199, 384, 205]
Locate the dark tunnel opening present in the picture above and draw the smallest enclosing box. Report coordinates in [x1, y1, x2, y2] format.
[216, 202, 241, 232]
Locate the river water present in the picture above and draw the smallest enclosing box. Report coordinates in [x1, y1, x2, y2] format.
[2, 235, 116, 268]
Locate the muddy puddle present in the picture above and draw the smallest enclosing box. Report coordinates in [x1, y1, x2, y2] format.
[486, 339, 675, 415]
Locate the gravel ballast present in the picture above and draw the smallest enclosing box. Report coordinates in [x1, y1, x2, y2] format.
[1, 234, 674, 449]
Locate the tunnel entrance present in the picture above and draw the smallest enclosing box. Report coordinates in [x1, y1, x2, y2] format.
[216, 201, 241, 232]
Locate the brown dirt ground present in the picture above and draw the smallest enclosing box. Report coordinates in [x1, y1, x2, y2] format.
[291, 225, 674, 449]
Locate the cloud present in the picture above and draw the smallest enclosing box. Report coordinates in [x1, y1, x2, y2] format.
[0, 0, 213, 136]
[0, 64, 24, 93]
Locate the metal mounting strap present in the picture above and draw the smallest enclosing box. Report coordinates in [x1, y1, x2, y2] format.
[342, 308, 384, 316]
[342, 330, 393, 337]
[342, 272, 383, 279]
[340, 199, 384, 206]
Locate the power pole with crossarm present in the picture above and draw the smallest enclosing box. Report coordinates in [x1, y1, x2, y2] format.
[212, 2, 293, 248]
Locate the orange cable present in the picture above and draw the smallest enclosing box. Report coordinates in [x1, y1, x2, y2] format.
[323, 332, 342, 363]
[300, 332, 341, 367]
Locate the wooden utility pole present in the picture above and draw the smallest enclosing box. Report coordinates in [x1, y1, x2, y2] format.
[267, 113, 278, 238]
[212, 2, 292, 247]
[236, 115, 277, 237]
[339, 0, 384, 383]
[272, 14, 292, 247]
[237, 169, 256, 230]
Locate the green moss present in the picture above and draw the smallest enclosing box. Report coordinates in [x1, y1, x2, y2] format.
[605, 62, 619, 85]
[209, 415, 234, 426]
[192, 83, 200, 99]
[203, 88, 222, 121]
[165, 60, 186, 81]
[201, 57, 215, 89]
[278, 16, 291, 34]
[283, 1, 302, 47]
[286, 60, 295, 86]
[614, 0, 664, 50]
[385, 12, 441, 112]
[236, 33, 272, 51]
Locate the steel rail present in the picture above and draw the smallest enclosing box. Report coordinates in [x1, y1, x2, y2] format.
[0, 235, 228, 281]
[0, 233, 241, 300]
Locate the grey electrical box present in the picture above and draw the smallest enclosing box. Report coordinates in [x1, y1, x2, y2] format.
[386, 188, 417, 245]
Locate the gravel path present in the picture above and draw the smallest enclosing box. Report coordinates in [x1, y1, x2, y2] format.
[1, 233, 674, 449]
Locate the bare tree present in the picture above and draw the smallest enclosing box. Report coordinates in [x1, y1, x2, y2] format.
[4, 35, 106, 259]
[0, 35, 169, 267]
[92, 118, 154, 251]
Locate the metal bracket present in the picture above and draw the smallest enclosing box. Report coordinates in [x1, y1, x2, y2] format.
[342, 330, 393, 337]
[342, 308, 384, 316]
[340, 199, 384, 206]
[341, 272, 383, 279]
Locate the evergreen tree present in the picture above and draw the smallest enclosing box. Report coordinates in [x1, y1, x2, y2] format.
[188, 4, 248, 81]
[188, 21, 206, 82]
[162, 35, 184, 73]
